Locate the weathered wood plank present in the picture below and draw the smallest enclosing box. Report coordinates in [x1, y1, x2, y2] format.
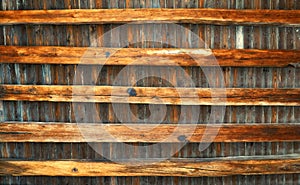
[0, 85, 299, 106]
[0, 122, 300, 143]
[0, 101, 3, 122]
[1, 46, 299, 67]
[0, 155, 300, 176]
[0, 9, 299, 26]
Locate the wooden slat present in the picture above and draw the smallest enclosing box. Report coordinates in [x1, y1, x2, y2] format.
[0, 101, 3, 122]
[0, 122, 300, 143]
[0, 9, 299, 26]
[0, 155, 300, 176]
[1, 46, 300, 67]
[0, 85, 299, 106]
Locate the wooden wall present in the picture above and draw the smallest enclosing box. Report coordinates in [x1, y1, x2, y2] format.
[0, 0, 300, 184]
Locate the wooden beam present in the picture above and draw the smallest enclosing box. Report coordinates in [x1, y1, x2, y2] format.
[0, 85, 299, 106]
[0, 122, 300, 143]
[1, 46, 299, 67]
[1, 155, 299, 176]
[0, 9, 299, 26]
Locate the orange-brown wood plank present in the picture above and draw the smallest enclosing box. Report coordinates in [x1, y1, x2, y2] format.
[0, 122, 300, 143]
[0, 155, 300, 176]
[0, 85, 299, 106]
[1, 46, 300, 67]
[0, 9, 300, 26]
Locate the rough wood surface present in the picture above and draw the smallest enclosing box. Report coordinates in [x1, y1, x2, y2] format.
[0, 85, 299, 106]
[0, 9, 300, 26]
[1, 155, 300, 176]
[1, 0, 299, 184]
[0, 122, 300, 143]
[1, 46, 299, 67]
[0, 101, 3, 122]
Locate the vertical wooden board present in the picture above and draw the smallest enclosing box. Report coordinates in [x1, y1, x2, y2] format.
[44, 26, 71, 166]
[0, 26, 3, 47]
[126, 42, 137, 126]
[142, 23, 152, 128]
[178, 1, 198, 158]
[0, 99, 3, 123]
[67, 1, 82, 184]
[0, 25, 3, 123]
[108, 23, 120, 123]
[130, 3, 145, 184]
[69, 6, 89, 185]
[91, 3, 104, 125]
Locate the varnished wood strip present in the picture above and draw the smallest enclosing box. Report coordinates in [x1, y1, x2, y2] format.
[0, 85, 299, 106]
[0, 9, 299, 26]
[1, 46, 300, 67]
[0, 122, 299, 143]
[0, 155, 300, 176]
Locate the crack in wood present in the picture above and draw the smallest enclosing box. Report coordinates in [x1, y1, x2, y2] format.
[0, 132, 31, 135]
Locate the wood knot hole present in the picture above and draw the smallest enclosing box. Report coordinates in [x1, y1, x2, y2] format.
[72, 167, 78, 173]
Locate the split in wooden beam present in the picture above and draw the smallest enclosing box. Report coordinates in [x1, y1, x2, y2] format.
[0, 154, 300, 176]
[1, 46, 300, 67]
[0, 85, 299, 106]
[0, 122, 300, 143]
[0, 9, 299, 26]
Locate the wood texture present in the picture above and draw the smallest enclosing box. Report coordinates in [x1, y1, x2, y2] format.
[1, 46, 300, 67]
[1, 155, 300, 176]
[1, 0, 299, 184]
[0, 85, 299, 106]
[0, 9, 300, 26]
[0, 101, 3, 122]
[0, 122, 300, 143]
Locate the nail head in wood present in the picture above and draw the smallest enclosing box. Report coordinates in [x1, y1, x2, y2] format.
[127, 88, 137, 96]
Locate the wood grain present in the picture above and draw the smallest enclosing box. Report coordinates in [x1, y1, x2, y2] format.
[0, 9, 299, 26]
[0, 85, 299, 106]
[1, 155, 300, 176]
[0, 122, 300, 143]
[1, 46, 300, 67]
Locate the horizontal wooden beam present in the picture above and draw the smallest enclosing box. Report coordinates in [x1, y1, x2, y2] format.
[1, 122, 300, 143]
[1, 46, 299, 67]
[0, 85, 299, 106]
[1, 155, 299, 176]
[0, 9, 299, 26]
